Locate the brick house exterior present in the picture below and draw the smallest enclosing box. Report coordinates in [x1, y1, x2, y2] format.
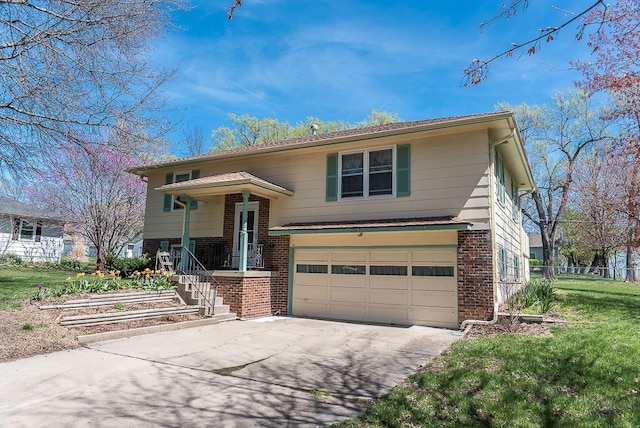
[131, 112, 535, 328]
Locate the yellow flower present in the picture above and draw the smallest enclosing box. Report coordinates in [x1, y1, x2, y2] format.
[66, 276, 71, 282]
[76, 272, 85, 278]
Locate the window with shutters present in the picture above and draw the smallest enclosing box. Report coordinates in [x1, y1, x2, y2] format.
[339, 146, 395, 200]
[172, 171, 192, 211]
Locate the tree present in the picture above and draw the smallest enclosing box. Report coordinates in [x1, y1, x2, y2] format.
[502, 89, 610, 279]
[212, 109, 400, 150]
[29, 141, 147, 266]
[180, 127, 210, 156]
[464, 0, 608, 85]
[0, 0, 182, 176]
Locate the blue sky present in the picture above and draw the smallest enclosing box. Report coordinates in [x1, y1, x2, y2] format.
[153, 0, 594, 154]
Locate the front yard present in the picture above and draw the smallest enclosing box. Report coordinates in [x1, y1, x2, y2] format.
[338, 276, 640, 427]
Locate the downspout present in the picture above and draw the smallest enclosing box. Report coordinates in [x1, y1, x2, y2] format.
[459, 129, 516, 335]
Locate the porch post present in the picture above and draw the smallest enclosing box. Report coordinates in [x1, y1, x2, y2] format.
[180, 197, 192, 271]
[239, 190, 250, 272]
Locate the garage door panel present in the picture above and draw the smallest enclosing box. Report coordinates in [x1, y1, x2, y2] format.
[296, 251, 329, 262]
[294, 285, 329, 301]
[410, 307, 458, 328]
[331, 275, 367, 288]
[412, 251, 456, 263]
[329, 304, 366, 319]
[369, 251, 409, 263]
[369, 277, 409, 290]
[330, 288, 367, 303]
[411, 291, 457, 308]
[369, 290, 408, 305]
[294, 301, 327, 317]
[331, 251, 367, 262]
[412, 277, 456, 291]
[295, 273, 329, 287]
[369, 306, 408, 324]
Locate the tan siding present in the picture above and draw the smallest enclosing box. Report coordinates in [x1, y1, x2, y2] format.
[142, 129, 493, 238]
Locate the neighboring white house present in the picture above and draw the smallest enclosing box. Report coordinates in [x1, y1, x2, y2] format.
[0, 196, 65, 263]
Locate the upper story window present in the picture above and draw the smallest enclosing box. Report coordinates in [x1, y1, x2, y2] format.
[162, 169, 200, 213]
[339, 147, 394, 200]
[326, 145, 410, 202]
[172, 171, 192, 211]
[495, 149, 506, 205]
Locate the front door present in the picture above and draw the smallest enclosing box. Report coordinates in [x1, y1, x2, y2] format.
[232, 201, 259, 268]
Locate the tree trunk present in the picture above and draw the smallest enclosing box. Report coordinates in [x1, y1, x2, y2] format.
[627, 245, 639, 282]
[541, 232, 556, 280]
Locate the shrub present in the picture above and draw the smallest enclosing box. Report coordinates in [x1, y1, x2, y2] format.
[0, 253, 23, 265]
[105, 253, 153, 277]
[510, 278, 556, 314]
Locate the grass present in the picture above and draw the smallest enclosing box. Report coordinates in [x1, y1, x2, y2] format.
[338, 275, 640, 428]
[0, 266, 76, 310]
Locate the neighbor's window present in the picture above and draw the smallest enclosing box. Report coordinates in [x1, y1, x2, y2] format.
[19, 220, 34, 240]
[340, 147, 394, 199]
[172, 171, 192, 211]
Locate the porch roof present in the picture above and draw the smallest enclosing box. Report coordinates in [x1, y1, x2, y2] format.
[268, 216, 472, 235]
[155, 171, 294, 201]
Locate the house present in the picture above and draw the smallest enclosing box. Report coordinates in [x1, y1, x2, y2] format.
[527, 232, 560, 262]
[130, 112, 535, 328]
[0, 196, 65, 263]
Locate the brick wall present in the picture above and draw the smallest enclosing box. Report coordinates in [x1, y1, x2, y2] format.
[457, 229, 495, 322]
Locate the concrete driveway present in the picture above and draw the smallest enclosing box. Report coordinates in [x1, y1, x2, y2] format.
[0, 317, 458, 427]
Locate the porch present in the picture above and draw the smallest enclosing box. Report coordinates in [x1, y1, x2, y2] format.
[150, 171, 293, 318]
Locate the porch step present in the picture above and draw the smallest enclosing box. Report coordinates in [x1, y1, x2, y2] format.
[60, 306, 200, 327]
[39, 291, 178, 310]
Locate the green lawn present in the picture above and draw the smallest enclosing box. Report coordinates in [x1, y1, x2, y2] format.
[338, 276, 640, 428]
[0, 266, 76, 309]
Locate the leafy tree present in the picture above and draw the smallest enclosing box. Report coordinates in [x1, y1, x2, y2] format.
[212, 109, 400, 150]
[0, 0, 182, 176]
[501, 90, 611, 279]
[29, 141, 147, 266]
[559, 209, 594, 270]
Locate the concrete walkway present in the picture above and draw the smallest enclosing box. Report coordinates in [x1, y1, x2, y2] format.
[0, 317, 458, 427]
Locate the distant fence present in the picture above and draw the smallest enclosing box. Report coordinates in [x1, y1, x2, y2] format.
[530, 265, 638, 281]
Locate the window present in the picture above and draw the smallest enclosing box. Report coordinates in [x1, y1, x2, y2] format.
[511, 180, 519, 221]
[340, 147, 394, 199]
[331, 265, 366, 275]
[14, 219, 42, 241]
[370, 265, 407, 276]
[498, 246, 508, 281]
[326, 145, 410, 201]
[172, 171, 192, 211]
[495, 149, 505, 205]
[412, 266, 454, 277]
[296, 264, 328, 274]
[513, 253, 521, 282]
[162, 170, 199, 212]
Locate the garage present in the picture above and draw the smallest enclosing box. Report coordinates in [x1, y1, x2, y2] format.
[292, 247, 458, 328]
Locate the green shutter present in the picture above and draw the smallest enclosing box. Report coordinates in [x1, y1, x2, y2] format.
[189, 170, 200, 210]
[396, 144, 411, 197]
[188, 239, 196, 253]
[163, 173, 173, 212]
[326, 153, 338, 202]
[160, 240, 169, 251]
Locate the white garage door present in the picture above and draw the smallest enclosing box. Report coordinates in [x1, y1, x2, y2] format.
[292, 248, 458, 328]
